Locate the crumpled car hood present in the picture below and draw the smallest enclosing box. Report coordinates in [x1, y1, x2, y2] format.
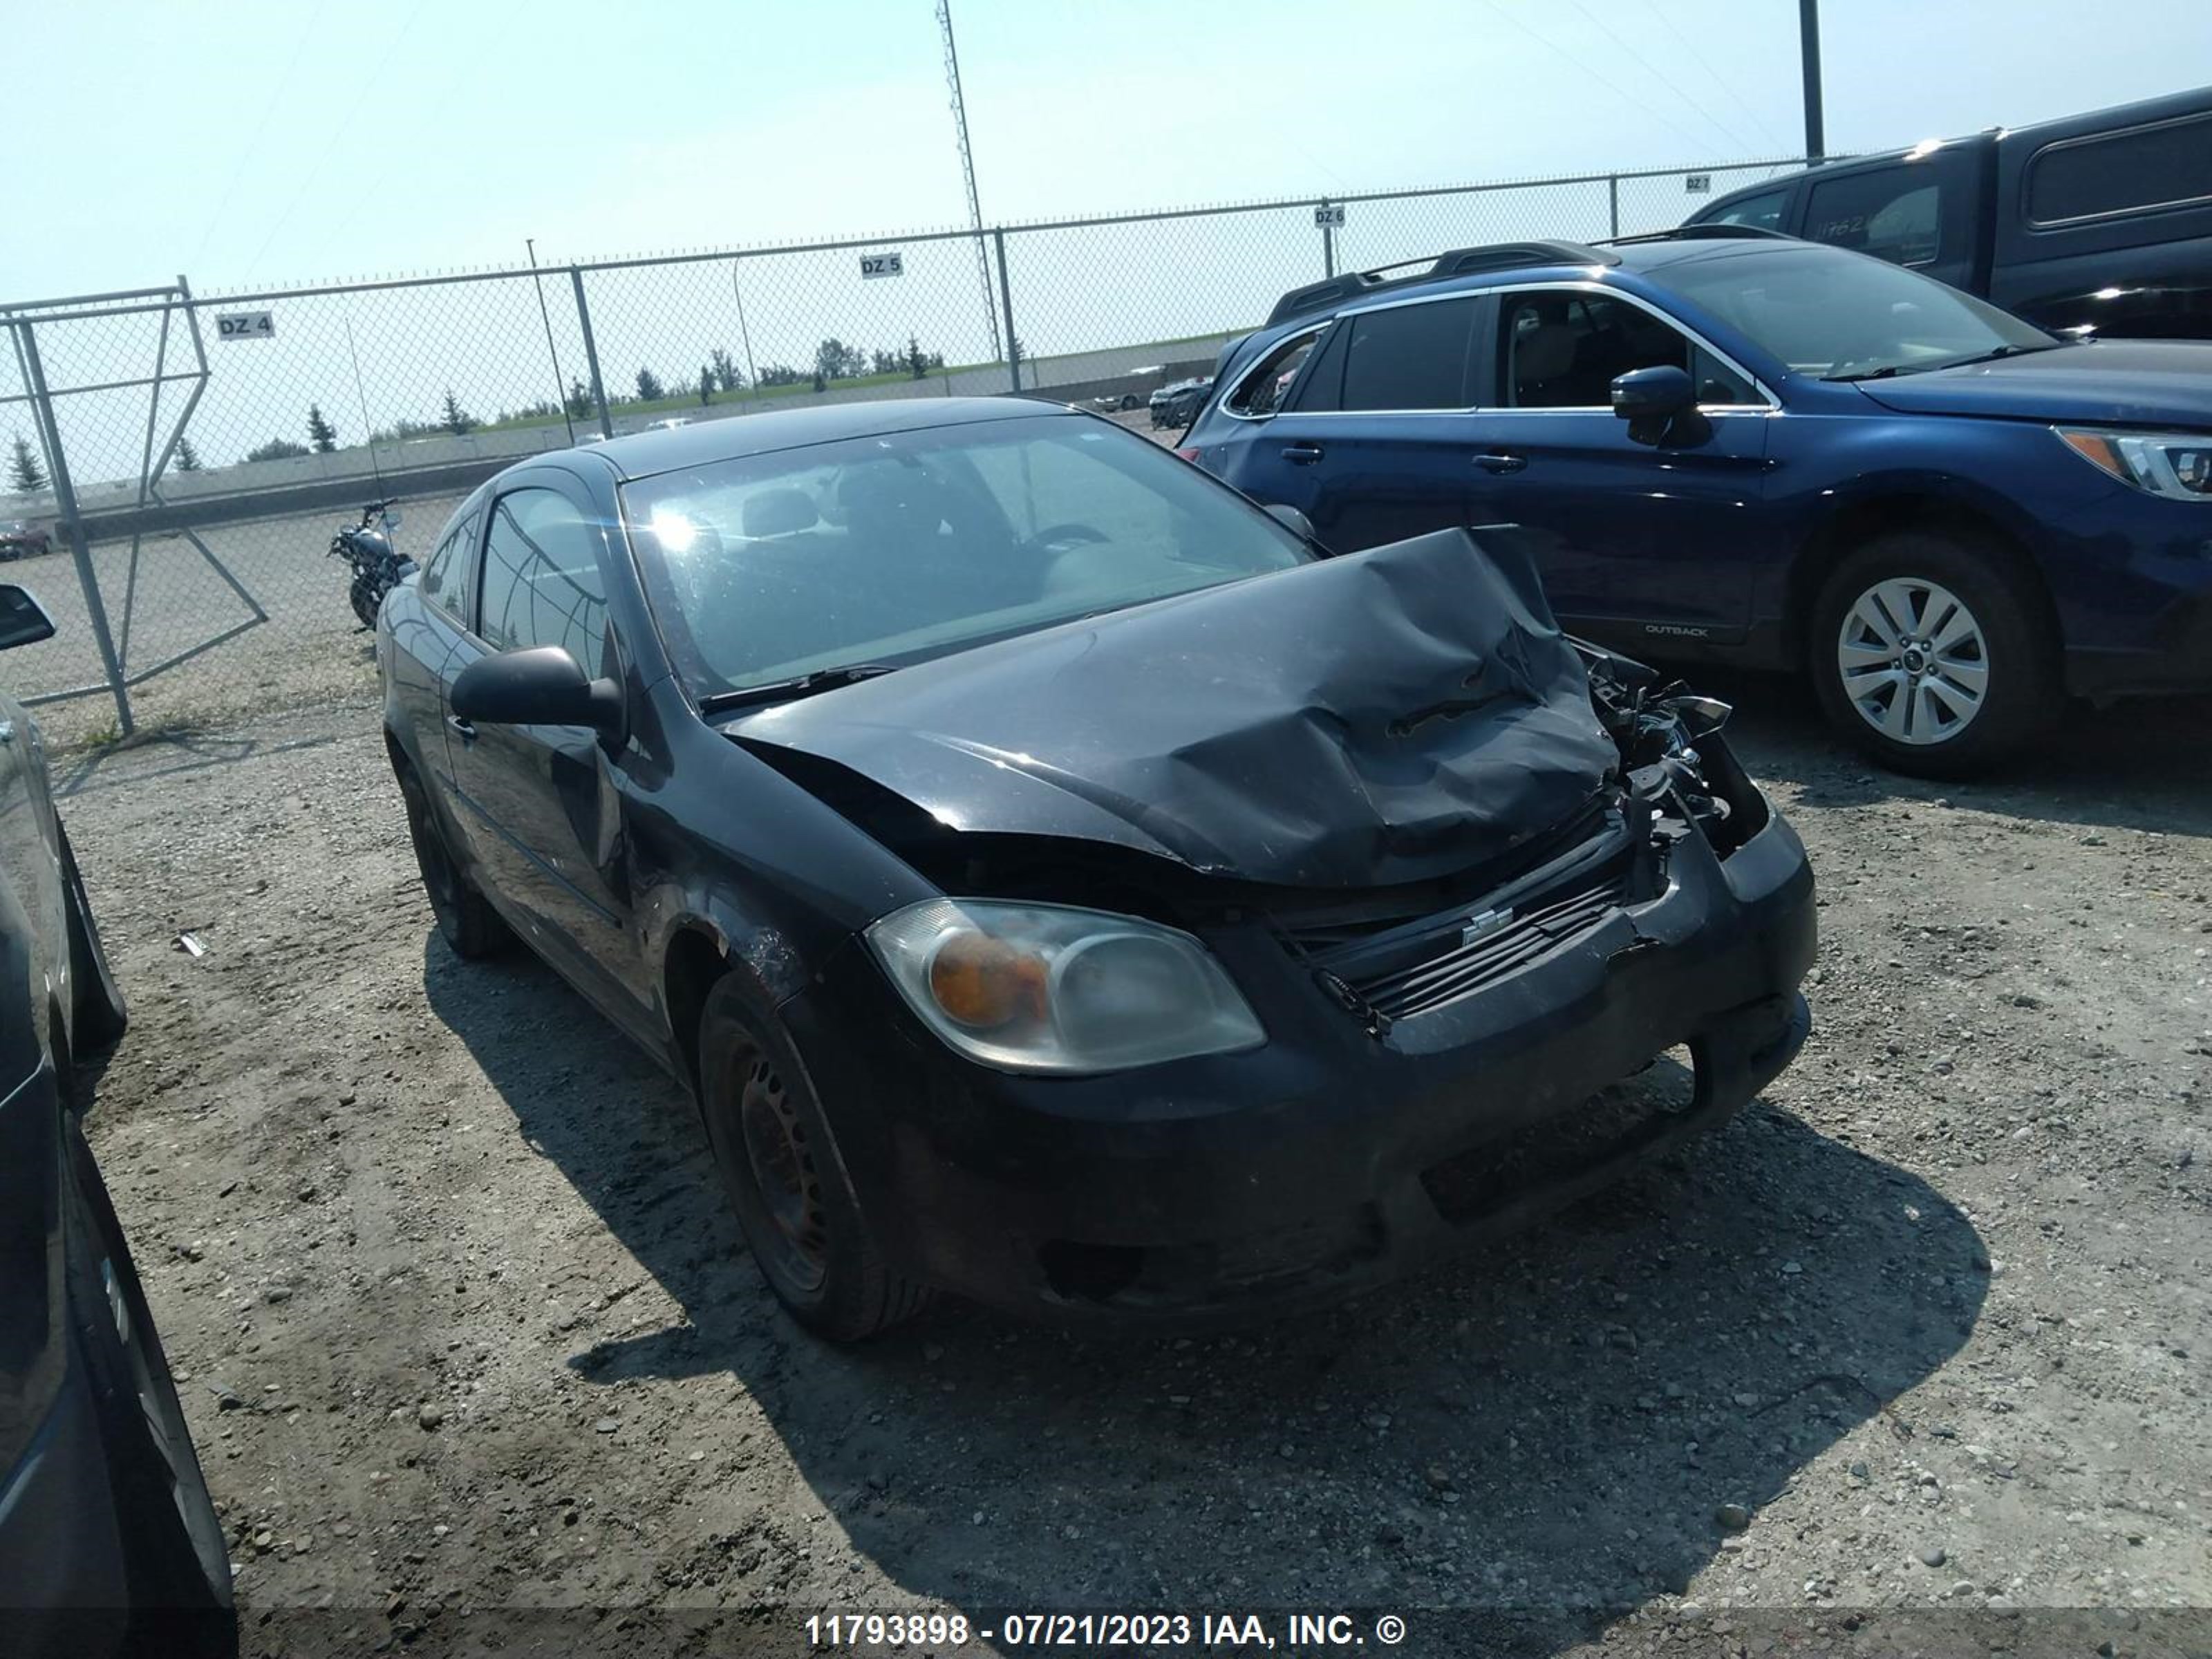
[727, 528, 1618, 888]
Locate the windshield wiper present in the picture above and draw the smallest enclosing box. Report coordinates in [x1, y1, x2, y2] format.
[1826, 341, 2060, 384]
[697, 663, 897, 715]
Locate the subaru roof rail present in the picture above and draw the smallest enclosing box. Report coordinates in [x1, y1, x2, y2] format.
[1264, 240, 1620, 326]
[1602, 224, 1800, 247]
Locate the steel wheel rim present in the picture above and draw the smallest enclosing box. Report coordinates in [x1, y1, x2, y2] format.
[1836, 577, 1990, 746]
[735, 1051, 829, 1293]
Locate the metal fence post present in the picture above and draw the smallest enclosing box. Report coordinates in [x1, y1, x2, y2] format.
[1608, 176, 1620, 238]
[568, 267, 614, 439]
[13, 319, 133, 737]
[1320, 200, 1335, 279]
[993, 229, 1021, 393]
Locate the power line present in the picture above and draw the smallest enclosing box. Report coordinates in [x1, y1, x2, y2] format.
[190, 12, 321, 269]
[1561, 0, 1759, 157]
[1469, 0, 1726, 160]
[1642, 0, 1792, 153]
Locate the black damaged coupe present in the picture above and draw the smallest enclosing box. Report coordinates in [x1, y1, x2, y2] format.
[377, 400, 1815, 1338]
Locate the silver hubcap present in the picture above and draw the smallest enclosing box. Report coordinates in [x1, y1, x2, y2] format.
[1837, 578, 1989, 746]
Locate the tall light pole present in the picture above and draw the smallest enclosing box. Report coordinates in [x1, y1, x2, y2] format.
[526, 237, 575, 445]
[1799, 0, 1826, 161]
[937, 0, 1004, 366]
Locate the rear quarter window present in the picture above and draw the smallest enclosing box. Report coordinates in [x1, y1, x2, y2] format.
[1226, 330, 1322, 416]
[2026, 112, 2212, 226]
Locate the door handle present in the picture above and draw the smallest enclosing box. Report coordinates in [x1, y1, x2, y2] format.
[1280, 442, 1326, 465]
[445, 714, 477, 742]
[1474, 452, 1527, 474]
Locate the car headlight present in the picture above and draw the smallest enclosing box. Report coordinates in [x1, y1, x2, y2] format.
[864, 899, 1265, 1074]
[2058, 427, 2212, 500]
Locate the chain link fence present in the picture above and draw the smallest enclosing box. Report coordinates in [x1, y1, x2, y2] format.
[0, 157, 1803, 748]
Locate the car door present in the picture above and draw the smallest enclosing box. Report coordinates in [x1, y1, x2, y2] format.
[1461, 285, 1775, 645]
[442, 479, 637, 1009]
[390, 503, 479, 792]
[1265, 293, 1495, 553]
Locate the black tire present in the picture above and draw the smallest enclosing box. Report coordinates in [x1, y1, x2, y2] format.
[60, 825, 129, 1052]
[393, 756, 512, 959]
[696, 977, 930, 1341]
[1808, 529, 2061, 778]
[64, 1120, 236, 1647]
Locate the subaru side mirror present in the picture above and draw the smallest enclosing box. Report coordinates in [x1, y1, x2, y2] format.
[1611, 366, 1708, 448]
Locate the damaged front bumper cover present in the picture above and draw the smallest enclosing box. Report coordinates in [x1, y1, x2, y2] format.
[779, 763, 1817, 1327]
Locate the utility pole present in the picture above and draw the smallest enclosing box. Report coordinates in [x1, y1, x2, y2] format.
[937, 0, 1004, 367]
[1799, 0, 1826, 161]
[526, 238, 575, 446]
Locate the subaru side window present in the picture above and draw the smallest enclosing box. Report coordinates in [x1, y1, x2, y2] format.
[476, 488, 609, 674]
[1338, 298, 1480, 411]
[1226, 331, 1322, 416]
[1805, 169, 1942, 266]
[1706, 189, 1787, 231]
[417, 507, 479, 620]
[1501, 292, 1750, 409]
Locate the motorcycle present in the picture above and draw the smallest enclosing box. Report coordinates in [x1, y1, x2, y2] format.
[329, 500, 414, 629]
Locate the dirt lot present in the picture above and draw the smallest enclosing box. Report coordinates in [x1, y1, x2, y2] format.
[54, 678, 2211, 1659]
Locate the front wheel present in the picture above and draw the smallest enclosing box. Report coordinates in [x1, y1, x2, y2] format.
[1809, 531, 2061, 778]
[697, 977, 929, 1341]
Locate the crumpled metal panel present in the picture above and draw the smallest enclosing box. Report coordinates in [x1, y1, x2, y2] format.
[730, 529, 1618, 888]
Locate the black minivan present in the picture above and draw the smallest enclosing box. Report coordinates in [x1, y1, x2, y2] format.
[1687, 85, 2212, 340]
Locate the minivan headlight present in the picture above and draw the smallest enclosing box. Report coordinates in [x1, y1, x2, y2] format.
[2058, 427, 2212, 500]
[865, 899, 1264, 1074]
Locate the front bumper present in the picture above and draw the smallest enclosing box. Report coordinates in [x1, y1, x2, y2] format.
[2046, 489, 2212, 700]
[783, 798, 1816, 1327]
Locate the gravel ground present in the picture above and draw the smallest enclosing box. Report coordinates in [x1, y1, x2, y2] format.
[54, 679, 2211, 1659]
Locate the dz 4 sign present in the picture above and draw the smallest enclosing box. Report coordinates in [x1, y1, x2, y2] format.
[215, 311, 276, 341]
[859, 253, 905, 279]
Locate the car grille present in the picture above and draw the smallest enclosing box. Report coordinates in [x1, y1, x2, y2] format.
[1284, 835, 1642, 1023]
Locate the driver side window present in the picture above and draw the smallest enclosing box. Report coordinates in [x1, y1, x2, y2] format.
[1499, 292, 1752, 409]
[476, 488, 609, 673]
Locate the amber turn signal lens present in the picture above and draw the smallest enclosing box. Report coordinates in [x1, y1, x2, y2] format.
[927, 931, 1049, 1029]
[2060, 429, 2123, 477]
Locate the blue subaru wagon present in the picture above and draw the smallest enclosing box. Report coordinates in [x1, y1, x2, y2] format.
[1181, 230, 2212, 775]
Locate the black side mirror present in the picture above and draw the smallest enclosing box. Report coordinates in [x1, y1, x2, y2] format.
[1263, 502, 1318, 543]
[451, 646, 621, 731]
[0, 583, 56, 652]
[1611, 366, 1707, 447]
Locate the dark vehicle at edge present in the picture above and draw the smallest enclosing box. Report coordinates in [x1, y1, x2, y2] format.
[1181, 232, 2212, 776]
[1, 521, 52, 562]
[1148, 376, 1212, 429]
[0, 583, 234, 1655]
[376, 400, 1815, 1338]
[1686, 84, 2212, 340]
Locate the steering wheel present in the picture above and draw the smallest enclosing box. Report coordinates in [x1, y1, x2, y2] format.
[1020, 521, 1109, 554]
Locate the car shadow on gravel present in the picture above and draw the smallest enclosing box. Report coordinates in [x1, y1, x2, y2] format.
[1689, 671, 2212, 840]
[423, 937, 1986, 1654]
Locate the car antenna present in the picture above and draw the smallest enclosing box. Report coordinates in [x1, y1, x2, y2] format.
[343, 313, 389, 509]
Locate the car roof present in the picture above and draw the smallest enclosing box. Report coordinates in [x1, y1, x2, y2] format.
[574, 397, 1071, 482]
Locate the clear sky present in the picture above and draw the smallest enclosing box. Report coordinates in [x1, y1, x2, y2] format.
[5, 0, 2209, 299]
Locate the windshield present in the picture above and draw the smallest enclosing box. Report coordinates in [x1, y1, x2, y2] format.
[1650, 246, 2058, 381]
[619, 413, 1312, 701]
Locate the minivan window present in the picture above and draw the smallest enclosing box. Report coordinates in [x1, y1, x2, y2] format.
[1707, 189, 1788, 230]
[1339, 298, 1479, 411]
[2027, 112, 2212, 225]
[1805, 169, 1942, 265]
[1227, 332, 1321, 416]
